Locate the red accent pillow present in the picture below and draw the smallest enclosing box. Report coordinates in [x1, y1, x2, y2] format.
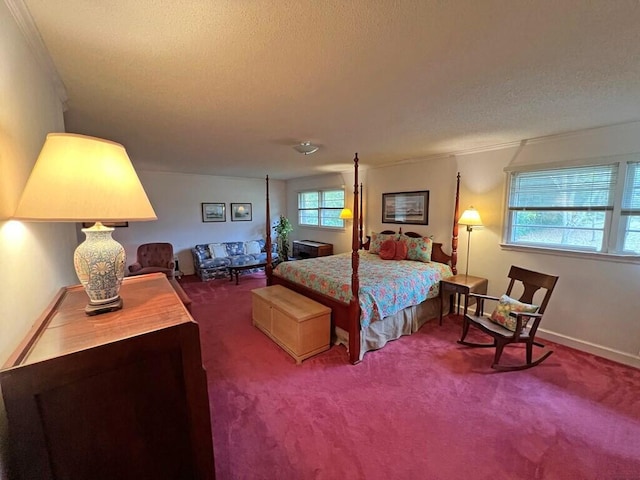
[379, 239, 397, 260]
[393, 240, 408, 260]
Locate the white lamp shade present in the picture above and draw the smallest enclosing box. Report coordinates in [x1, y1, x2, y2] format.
[14, 133, 157, 222]
[339, 208, 353, 220]
[458, 206, 483, 227]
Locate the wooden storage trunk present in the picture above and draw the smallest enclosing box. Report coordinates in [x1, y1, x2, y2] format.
[252, 285, 331, 363]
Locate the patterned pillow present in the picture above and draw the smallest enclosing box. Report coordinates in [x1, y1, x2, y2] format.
[244, 240, 261, 255]
[379, 239, 397, 260]
[208, 243, 228, 258]
[399, 234, 432, 262]
[370, 232, 398, 254]
[490, 295, 539, 332]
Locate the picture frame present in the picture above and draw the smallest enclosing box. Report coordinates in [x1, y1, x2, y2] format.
[81, 222, 128, 228]
[382, 190, 429, 225]
[231, 203, 252, 222]
[201, 202, 226, 223]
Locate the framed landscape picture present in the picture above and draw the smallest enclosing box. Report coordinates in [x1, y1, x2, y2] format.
[382, 190, 429, 225]
[201, 202, 226, 222]
[231, 203, 252, 221]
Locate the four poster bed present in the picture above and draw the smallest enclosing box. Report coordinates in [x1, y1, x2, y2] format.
[264, 154, 460, 364]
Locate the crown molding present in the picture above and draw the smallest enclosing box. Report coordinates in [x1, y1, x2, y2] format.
[371, 119, 640, 170]
[5, 0, 68, 109]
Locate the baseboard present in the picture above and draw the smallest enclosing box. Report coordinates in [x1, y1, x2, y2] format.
[538, 329, 640, 369]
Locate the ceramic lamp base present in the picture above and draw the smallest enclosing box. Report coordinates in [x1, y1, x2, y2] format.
[74, 222, 126, 316]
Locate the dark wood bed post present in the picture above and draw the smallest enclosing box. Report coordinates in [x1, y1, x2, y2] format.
[265, 175, 273, 285]
[349, 154, 361, 364]
[451, 172, 460, 275]
[358, 182, 363, 248]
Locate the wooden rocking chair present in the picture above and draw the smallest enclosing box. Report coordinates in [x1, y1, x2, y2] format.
[458, 266, 559, 371]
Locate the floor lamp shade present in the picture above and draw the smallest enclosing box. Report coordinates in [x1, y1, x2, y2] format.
[13, 133, 157, 314]
[458, 206, 483, 277]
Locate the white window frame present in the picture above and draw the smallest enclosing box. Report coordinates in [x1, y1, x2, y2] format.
[503, 154, 640, 259]
[297, 188, 347, 229]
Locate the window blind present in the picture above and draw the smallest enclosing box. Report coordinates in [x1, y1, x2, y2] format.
[509, 164, 618, 211]
[622, 161, 640, 214]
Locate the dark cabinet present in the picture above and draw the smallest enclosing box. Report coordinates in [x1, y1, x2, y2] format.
[0, 273, 215, 480]
[292, 240, 333, 259]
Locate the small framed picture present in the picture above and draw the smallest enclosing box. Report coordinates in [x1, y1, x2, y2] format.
[231, 203, 252, 221]
[202, 202, 226, 223]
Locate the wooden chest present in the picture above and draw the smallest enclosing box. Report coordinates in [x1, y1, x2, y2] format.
[252, 285, 331, 363]
[292, 240, 333, 259]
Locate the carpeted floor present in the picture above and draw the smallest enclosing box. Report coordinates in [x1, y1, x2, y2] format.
[180, 273, 640, 480]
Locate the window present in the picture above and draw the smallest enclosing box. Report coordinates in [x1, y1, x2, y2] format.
[505, 158, 640, 255]
[298, 189, 346, 228]
[621, 161, 640, 253]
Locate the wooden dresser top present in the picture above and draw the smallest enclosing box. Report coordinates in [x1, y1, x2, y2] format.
[3, 273, 192, 369]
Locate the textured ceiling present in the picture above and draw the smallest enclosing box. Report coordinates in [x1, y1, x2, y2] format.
[21, 0, 640, 180]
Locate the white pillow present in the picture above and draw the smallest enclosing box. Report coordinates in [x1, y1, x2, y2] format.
[245, 240, 261, 255]
[208, 243, 228, 258]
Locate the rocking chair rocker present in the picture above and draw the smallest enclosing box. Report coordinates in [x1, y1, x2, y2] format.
[458, 266, 559, 371]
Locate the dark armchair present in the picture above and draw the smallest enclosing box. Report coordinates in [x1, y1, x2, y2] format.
[458, 266, 559, 371]
[128, 242, 175, 278]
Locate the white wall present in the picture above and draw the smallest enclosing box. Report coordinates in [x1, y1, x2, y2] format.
[0, 2, 77, 362]
[110, 171, 286, 275]
[455, 123, 640, 368]
[0, 2, 77, 476]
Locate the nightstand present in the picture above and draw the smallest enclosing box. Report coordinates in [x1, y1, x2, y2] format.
[439, 274, 488, 325]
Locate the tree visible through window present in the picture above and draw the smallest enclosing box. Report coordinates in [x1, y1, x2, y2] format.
[298, 189, 346, 228]
[505, 159, 640, 255]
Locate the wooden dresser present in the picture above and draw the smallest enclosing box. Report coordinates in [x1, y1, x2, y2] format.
[292, 240, 333, 259]
[0, 273, 215, 480]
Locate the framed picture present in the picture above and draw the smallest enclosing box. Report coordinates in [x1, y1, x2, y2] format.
[382, 190, 429, 225]
[231, 203, 252, 221]
[81, 222, 128, 228]
[201, 202, 226, 223]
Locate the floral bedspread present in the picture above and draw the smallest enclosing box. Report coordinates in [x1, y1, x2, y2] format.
[273, 251, 453, 328]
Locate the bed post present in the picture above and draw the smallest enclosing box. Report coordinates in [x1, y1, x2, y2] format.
[348, 154, 361, 364]
[358, 182, 363, 249]
[451, 172, 460, 275]
[265, 175, 273, 285]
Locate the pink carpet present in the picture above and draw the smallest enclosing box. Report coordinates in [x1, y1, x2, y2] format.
[180, 273, 640, 480]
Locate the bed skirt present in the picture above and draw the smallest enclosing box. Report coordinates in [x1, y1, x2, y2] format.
[334, 296, 447, 361]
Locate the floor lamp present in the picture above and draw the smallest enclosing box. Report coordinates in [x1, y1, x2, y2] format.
[458, 206, 483, 278]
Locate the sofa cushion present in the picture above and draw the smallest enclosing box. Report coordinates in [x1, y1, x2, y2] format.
[201, 257, 231, 268]
[245, 240, 261, 255]
[226, 242, 245, 256]
[209, 243, 228, 258]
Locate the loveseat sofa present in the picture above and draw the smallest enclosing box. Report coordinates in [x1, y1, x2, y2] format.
[191, 239, 278, 281]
